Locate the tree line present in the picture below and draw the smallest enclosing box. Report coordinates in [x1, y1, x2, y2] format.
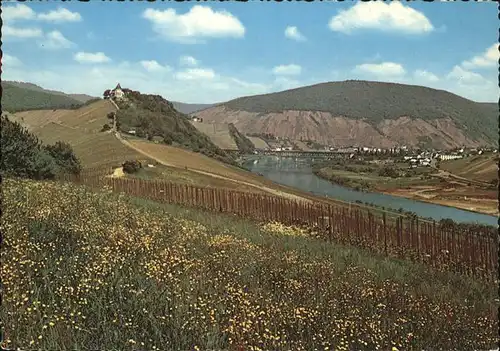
[1, 116, 82, 180]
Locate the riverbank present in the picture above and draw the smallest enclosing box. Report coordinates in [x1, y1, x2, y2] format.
[381, 187, 499, 217]
[314, 166, 498, 217]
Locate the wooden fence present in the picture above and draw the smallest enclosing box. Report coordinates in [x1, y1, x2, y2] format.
[58, 169, 498, 281]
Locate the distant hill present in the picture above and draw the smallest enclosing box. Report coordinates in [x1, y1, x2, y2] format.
[116, 89, 235, 164]
[171, 101, 215, 114]
[1, 81, 98, 113]
[195, 80, 498, 149]
[3, 81, 97, 103]
[69, 94, 97, 103]
[2, 82, 84, 113]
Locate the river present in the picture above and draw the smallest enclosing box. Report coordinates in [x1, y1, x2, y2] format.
[242, 155, 498, 226]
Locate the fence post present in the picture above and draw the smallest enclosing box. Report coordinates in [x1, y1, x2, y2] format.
[432, 221, 436, 268]
[383, 212, 387, 255]
[396, 217, 401, 251]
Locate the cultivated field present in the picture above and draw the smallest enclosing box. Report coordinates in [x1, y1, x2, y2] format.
[441, 154, 498, 183]
[12, 99, 115, 133]
[10, 100, 145, 168]
[2, 177, 497, 350]
[191, 121, 238, 150]
[315, 162, 499, 216]
[35, 122, 146, 168]
[126, 163, 267, 194]
[247, 136, 269, 150]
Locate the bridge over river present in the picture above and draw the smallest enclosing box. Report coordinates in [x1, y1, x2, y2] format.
[226, 149, 351, 158]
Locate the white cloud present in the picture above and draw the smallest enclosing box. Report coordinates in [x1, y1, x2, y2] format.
[329, 1, 434, 34]
[2, 4, 82, 24]
[272, 64, 302, 76]
[1, 4, 36, 22]
[4, 57, 498, 105]
[413, 69, 439, 82]
[2, 54, 23, 67]
[3, 25, 43, 39]
[353, 62, 406, 77]
[2, 60, 271, 103]
[175, 68, 216, 81]
[74, 52, 111, 64]
[140, 60, 171, 72]
[179, 55, 199, 67]
[37, 8, 82, 23]
[40, 30, 74, 49]
[284, 26, 306, 41]
[142, 6, 245, 43]
[446, 65, 487, 85]
[462, 44, 499, 69]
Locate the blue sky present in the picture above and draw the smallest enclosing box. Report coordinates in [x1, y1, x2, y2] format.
[2, 1, 498, 103]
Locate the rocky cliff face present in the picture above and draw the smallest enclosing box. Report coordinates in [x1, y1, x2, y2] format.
[194, 106, 486, 149]
[192, 80, 497, 149]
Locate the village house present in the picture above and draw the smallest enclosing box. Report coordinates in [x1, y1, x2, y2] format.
[439, 154, 463, 161]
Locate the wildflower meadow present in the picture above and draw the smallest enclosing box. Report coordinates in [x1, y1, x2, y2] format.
[1, 178, 498, 350]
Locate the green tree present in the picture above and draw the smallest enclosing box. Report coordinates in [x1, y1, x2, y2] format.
[1, 116, 82, 179]
[44, 141, 82, 175]
[1, 116, 58, 179]
[101, 124, 111, 132]
[122, 160, 142, 174]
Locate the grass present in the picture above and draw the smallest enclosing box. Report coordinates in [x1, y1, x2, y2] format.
[246, 136, 269, 150]
[125, 139, 285, 186]
[1, 82, 84, 113]
[1, 178, 498, 350]
[9, 100, 143, 169]
[191, 122, 238, 150]
[128, 164, 267, 194]
[313, 163, 435, 192]
[39, 125, 145, 169]
[13, 99, 116, 134]
[441, 154, 498, 183]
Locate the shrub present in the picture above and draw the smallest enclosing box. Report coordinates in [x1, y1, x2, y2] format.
[1, 116, 81, 179]
[122, 160, 142, 174]
[378, 166, 398, 178]
[101, 124, 111, 132]
[44, 141, 82, 176]
[163, 135, 173, 145]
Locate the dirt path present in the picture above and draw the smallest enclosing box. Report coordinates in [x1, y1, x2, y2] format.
[116, 132, 308, 202]
[433, 168, 490, 188]
[383, 187, 499, 216]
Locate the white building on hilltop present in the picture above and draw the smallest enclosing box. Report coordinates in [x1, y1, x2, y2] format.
[112, 83, 124, 99]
